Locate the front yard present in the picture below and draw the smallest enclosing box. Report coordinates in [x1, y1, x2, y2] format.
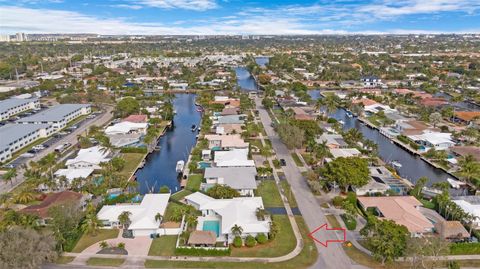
[148, 235, 177, 256]
[71, 229, 119, 253]
[255, 180, 283, 207]
[86, 257, 125, 267]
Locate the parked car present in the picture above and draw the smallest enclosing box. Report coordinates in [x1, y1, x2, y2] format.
[280, 159, 287, 166]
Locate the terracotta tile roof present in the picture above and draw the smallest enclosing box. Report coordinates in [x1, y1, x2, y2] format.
[188, 230, 217, 245]
[435, 221, 470, 239]
[455, 111, 480, 122]
[294, 114, 315, 121]
[122, 114, 148, 123]
[21, 191, 82, 219]
[352, 98, 377, 107]
[451, 146, 480, 161]
[358, 196, 434, 234]
[420, 98, 448, 107]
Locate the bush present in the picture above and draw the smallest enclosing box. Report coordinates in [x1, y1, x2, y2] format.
[120, 147, 148, 153]
[233, 236, 243, 248]
[341, 214, 357, 230]
[256, 233, 268, 244]
[327, 118, 338, 123]
[272, 159, 281, 169]
[450, 242, 480, 255]
[346, 192, 357, 204]
[245, 235, 256, 247]
[174, 247, 231, 256]
[117, 242, 125, 249]
[332, 196, 344, 207]
[100, 241, 108, 249]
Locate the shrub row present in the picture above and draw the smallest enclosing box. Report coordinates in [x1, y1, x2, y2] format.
[175, 247, 231, 256]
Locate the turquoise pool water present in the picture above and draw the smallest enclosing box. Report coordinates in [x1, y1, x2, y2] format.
[198, 161, 212, 169]
[203, 220, 220, 237]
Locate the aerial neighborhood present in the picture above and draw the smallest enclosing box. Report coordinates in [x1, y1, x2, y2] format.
[0, 33, 480, 269]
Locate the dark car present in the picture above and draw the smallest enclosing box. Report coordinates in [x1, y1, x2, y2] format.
[280, 159, 287, 166]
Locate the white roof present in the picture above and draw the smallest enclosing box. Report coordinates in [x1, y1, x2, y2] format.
[452, 199, 480, 222]
[54, 168, 94, 180]
[97, 193, 170, 230]
[329, 148, 361, 158]
[185, 192, 269, 235]
[204, 167, 257, 190]
[408, 132, 453, 145]
[214, 149, 255, 167]
[65, 146, 110, 166]
[105, 122, 147, 135]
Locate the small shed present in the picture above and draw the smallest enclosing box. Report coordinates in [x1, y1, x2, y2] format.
[187, 230, 217, 247]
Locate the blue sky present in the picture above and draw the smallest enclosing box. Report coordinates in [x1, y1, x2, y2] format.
[1, 0, 479, 35]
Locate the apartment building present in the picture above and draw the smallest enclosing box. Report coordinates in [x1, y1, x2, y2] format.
[0, 98, 40, 121]
[16, 104, 91, 131]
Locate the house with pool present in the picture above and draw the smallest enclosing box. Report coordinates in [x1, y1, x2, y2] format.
[184, 192, 270, 244]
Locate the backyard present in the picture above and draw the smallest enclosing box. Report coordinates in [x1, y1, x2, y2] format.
[118, 153, 146, 179]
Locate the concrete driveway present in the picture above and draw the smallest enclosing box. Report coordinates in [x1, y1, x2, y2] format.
[81, 232, 153, 256]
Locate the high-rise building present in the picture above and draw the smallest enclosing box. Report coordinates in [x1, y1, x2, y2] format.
[0, 34, 10, 42]
[15, 32, 28, 42]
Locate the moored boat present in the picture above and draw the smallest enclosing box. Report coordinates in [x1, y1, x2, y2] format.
[176, 160, 185, 173]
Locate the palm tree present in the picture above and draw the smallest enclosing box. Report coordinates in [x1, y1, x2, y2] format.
[169, 207, 185, 222]
[155, 213, 163, 224]
[458, 155, 480, 184]
[256, 208, 268, 221]
[15, 189, 35, 204]
[344, 128, 363, 146]
[118, 211, 132, 229]
[260, 145, 272, 162]
[231, 224, 243, 237]
[82, 214, 102, 236]
[186, 214, 198, 231]
[39, 153, 57, 180]
[314, 141, 330, 166]
[269, 221, 280, 239]
[2, 168, 17, 186]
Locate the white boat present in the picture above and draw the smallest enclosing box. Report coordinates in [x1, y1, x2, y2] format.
[176, 160, 185, 173]
[338, 120, 345, 125]
[447, 178, 466, 189]
[390, 160, 402, 168]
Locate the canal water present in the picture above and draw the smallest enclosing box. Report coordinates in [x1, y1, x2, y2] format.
[135, 94, 201, 194]
[308, 90, 463, 193]
[255, 56, 270, 67]
[235, 67, 258, 91]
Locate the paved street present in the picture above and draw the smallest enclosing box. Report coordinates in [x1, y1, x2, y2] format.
[254, 98, 365, 269]
[0, 106, 114, 194]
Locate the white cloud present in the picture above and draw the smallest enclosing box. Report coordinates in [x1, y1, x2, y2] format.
[111, 4, 143, 10]
[133, 0, 218, 11]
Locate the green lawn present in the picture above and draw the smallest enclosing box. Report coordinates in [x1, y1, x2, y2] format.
[419, 199, 435, 210]
[325, 215, 341, 229]
[255, 180, 283, 207]
[171, 189, 193, 202]
[86, 258, 125, 267]
[145, 216, 318, 269]
[55, 256, 75, 264]
[71, 229, 119, 253]
[280, 180, 297, 208]
[186, 174, 203, 192]
[148, 235, 177, 256]
[164, 202, 185, 222]
[231, 215, 295, 257]
[118, 153, 146, 179]
[450, 242, 480, 255]
[291, 153, 304, 167]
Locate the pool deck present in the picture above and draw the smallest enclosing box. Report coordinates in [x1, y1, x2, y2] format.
[196, 216, 224, 241]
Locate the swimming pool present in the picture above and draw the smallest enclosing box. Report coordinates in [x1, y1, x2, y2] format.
[203, 220, 220, 237]
[198, 161, 212, 169]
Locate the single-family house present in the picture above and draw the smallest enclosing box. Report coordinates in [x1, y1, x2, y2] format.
[452, 196, 480, 229]
[328, 148, 361, 158]
[122, 114, 148, 123]
[204, 134, 249, 150]
[185, 192, 270, 243]
[213, 149, 255, 167]
[202, 167, 257, 196]
[97, 193, 174, 237]
[407, 131, 454, 151]
[315, 134, 348, 149]
[22, 191, 84, 225]
[434, 221, 470, 241]
[357, 196, 434, 236]
[105, 121, 148, 135]
[65, 146, 111, 170]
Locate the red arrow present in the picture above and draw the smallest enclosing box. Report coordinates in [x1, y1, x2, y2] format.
[307, 223, 346, 247]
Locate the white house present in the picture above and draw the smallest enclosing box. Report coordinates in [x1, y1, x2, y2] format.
[65, 146, 111, 170]
[105, 122, 148, 135]
[361, 76, 382, 88]
[97, 193, 175, 237]
[202, 167, 257, 196]
[185, 192, 270, 243]
[452, 196, 480, 229]
[213, 149, 255, 167]
[16, 104, 91, 131]
[54, 168, 94, 183]
[407, 132, 455, 151]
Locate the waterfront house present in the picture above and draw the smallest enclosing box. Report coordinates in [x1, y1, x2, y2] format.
[204, 134, 249, 150]
[450, 146, 480, 162]
[213, 148, 255, 167]
[407, 131, 454, 151]
[353, 179, 390, 196]
[215, 124, 243, 135]
[452, 196, 480, 229]
[97, 193, 176, 237]
[215, 115, 246, 125]
[105, 121, 148, 136]
[395, 120, 430, 135]
[65, 146, 111, 170]
[185, 192, 270, 244]
[202, 167, 257, 196]
[453, 111, 480, 125]
[328, 148, 361, 159]
[122, 114, 148, 123]
[22, 191, 84, 225]
[315, 134, 348, 149]
[357, 196, 434, 236]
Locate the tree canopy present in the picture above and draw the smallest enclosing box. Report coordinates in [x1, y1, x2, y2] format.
[319, 157, 370, 191]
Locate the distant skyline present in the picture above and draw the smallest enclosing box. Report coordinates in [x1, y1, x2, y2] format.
[1, 0, 480, 35]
